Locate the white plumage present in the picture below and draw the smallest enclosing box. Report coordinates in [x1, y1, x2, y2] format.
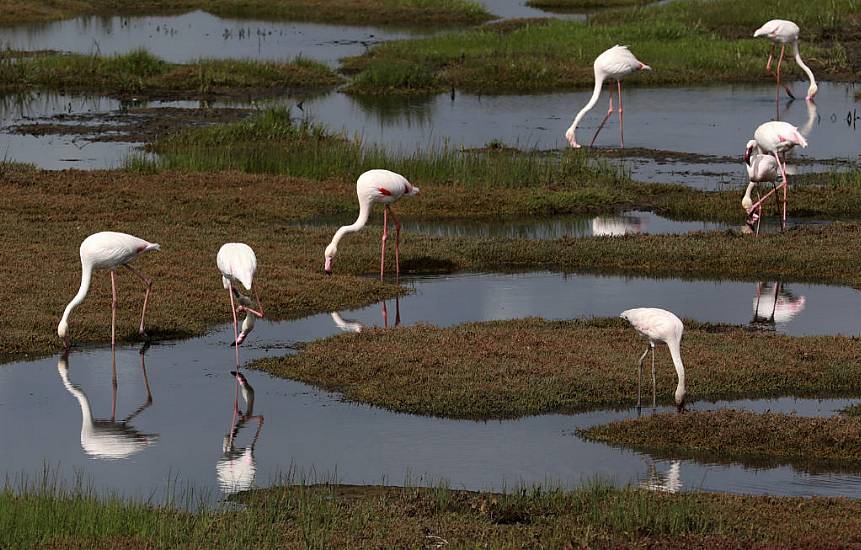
[620, 307, 686, 411]
[565, 45, 651, 149]
[754, 19, 817, 101]
[217, 243, 264, 348]
[58, 231, 160, 348]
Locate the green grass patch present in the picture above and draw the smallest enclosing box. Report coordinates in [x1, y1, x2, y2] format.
[6, 478, 861, 547]
[343, 0, 859, 94]
[582, 409, 861, 472]
[0, 0, 493, 26]
[0, 50, 340, 99]
[252, 318, 861, 419]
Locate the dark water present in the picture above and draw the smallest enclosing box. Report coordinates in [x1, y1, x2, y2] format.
[2, 82, 856, 184]
[1, 272, 860, 504]
[0, 11, 430, 67]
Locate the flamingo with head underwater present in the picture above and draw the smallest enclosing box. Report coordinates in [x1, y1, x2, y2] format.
[742, 140, 779, 232]
[743, 121, 808, 230]
[324, 169, 419, 280]
[620, 308, 686, 413]
[217, 243, 264, 353]
[754, 19, 817, 102]
[58, 231, 160, 350]
[565, 45, 651, 149]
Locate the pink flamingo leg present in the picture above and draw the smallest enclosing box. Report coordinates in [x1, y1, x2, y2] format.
[589, 83, 614, 147]
[110, 271, 118, 350]
[772, 152, 789, 229]
[388, 207, 402, 282]
[111, 352, 118, 420]
[394, 295, 401, 327]
[124, 264, 153, 337]
[382, 300, 389, 328]
[774, 45, 795, 101]
[380, 206, 389, 281]
[765, 44, 774, 72]
[238, 286, 265, 318]
[617, 80, 624, 148]
[228, 283, 240, 364]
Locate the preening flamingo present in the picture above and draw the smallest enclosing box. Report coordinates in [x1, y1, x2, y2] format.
[742, 139, 779, 231]
[217, 243, 264, 350]
[324, 169, 420, 280]
[620, 308, 686, 412]
[58, 231, 160, 349]
[743, 121, 808, 229]
[565, 45, 651, 149]
[754, 19, 817, 102]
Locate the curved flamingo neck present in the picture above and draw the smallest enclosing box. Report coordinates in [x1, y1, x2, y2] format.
[329, 196, 371, 249]
[61, 261, 93, 328]
[667, 338, 686, 400]
[792, 41, 816, 96]
[568, 75, 605, 136]
[59, 368, 95, 434]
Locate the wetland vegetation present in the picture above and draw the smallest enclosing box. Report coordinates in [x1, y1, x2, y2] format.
[6, 479, 861, 548]
[343, 0, 860, 94]
[0, 50, 340, 100]
[252, 318, 861, 419]
[0, 0, 493, 27]
[582, 409, 861, 472]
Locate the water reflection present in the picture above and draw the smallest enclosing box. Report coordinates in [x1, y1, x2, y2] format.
[57, 348, 158, 460]
[331, 311, 363, 333]
[641, 460, 682, 493]
[591, 215, 645, 236]
[216, 371, 264, 495]
[332, 295, 400, 331]
[750, 282, 807, 330]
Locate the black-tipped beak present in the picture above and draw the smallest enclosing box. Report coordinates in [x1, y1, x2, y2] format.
[325, 270, 332, 276]
[743, 147, 752, 167]
[676, 401, 686, 413]
[230, 371, 238, 376]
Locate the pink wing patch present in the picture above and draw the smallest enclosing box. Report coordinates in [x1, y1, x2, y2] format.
[378, 187, 392, 196]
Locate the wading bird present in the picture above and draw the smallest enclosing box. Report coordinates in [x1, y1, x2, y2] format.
[217, 370, 264, 495]
[743, 121, 808, 229]
[58, 232, 160, 349]
[742, 139, 779, 232]
[324, 169, 420, 280]
[620, 308, 686, 412]
[754, 19, 817, 102]
[217, 243, 264, 351]
[565, 45, 651, 149]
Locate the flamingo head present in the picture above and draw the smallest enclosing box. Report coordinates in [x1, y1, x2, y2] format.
[230, 370, 248, 387]
[57, 319, 71, 348]
[675, 388, 686, 413]
[234, 313, 255, 345]
[564, 127, 580, 149]
[324, 243, 337, 275]
[806, 82, 818, 101]
[405, 182, 421, 197]
[743, 140, 757, 166]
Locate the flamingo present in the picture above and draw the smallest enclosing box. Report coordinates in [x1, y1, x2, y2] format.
[57, 349, 158, 460]
[58, 231, 160, 349]
[743, 121, 808, 229]
[217, 370, 264, 495]
[324, 169, 420, 280]
[754, 19, 818, 102]
[620, 308, 686, 412]
[742, 140, 779, 232]
[751, 281, 806, 329]
[217, 243, 264, 351]
[565, 45, 651, 149]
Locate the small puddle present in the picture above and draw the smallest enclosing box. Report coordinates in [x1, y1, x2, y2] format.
[0, 11, 433, 67]
[1, 272, 860, 505]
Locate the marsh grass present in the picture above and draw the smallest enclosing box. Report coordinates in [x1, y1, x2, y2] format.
[6, 475, 861, 548]
[252, 318, 861, 419]
[0, 0, 493, 26]
[343, 0, 858, 94]
[0, 50, 340, 99]
[582, 409, 861, 472]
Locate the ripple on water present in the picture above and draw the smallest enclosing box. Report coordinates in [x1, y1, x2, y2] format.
[2, 272, 860, 505]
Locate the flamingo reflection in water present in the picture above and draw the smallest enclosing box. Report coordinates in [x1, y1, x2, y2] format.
[641, 460, 682, 493]
[57, 346, 158, 460]
[591, 216, 645, 236]
[330, 296, 401, 333]
[217, 371, 264, 495]
[750, 282, 806, 330]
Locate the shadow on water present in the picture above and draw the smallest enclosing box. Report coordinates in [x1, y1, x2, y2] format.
[2, 271, 861, 506]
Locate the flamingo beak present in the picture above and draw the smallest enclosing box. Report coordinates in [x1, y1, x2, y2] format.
[743, 146, 752, 167]
[324, 257, 333, 275]
[676, 399, 686, 414]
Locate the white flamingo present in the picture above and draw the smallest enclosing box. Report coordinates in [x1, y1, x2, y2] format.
[620, 308, 686, 412]
[742, 140, 779, 231]
[743, 121, 808, 229]
[57, 351, 158, 460]
[217, 243, 264, 349]
[324, 169, 420, 280]
[331, 312, 363, 333]
[754, 19, 818, 102]
[565, 45, 651, 149]
[752, 282, 806, 328]
[58, 232, 160, 349]
[217, 370, 264, 495]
